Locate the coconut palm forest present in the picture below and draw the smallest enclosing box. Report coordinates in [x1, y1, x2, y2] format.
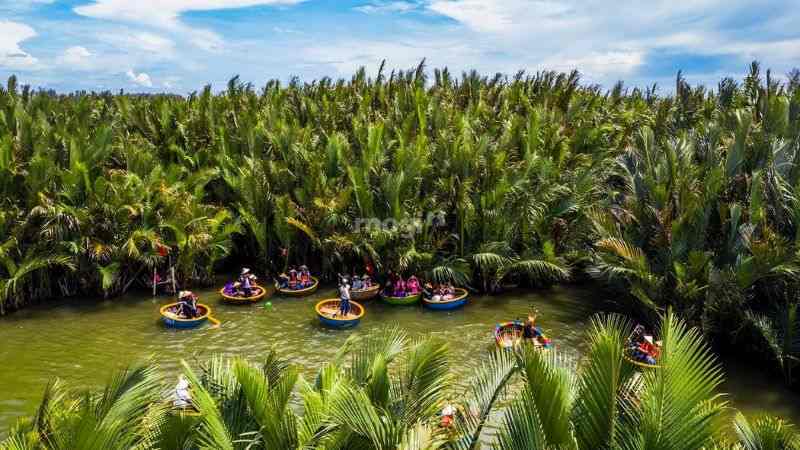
[2, 61, 800, 448]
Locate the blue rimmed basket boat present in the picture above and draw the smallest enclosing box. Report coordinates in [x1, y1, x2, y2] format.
[422, 288, 469, 310]
[160, 303, 219, 329]
[315, 298, 365, 329]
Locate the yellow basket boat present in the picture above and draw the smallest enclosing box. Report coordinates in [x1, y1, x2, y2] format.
[276, 277, 319, 297]
[219, 284, 268, 304]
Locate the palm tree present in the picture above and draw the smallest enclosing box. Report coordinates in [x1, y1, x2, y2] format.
[2, 364, 163, 450]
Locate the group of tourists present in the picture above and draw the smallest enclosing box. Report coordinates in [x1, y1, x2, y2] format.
[222, 268, 259, 297]
[423, 282, 458, 302]
[384, 273, 421, 297]
[176, 290, 200, 318]
[349, 273, 375, 291]
[626, 324, 661, 365]
[276, 265, 314, 290]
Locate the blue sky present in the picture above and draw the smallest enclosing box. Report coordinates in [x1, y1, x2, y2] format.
[1, 0, 799, 93]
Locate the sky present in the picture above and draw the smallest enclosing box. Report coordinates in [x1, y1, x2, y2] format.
[1, 0, 799, 93]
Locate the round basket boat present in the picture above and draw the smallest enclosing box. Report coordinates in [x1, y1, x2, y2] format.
[351, 284, 381, 301]
[219, 284, 268, 304]
[276, 277, 319, 297]
[423, 288, 468, 311]
[160, 303, 215, 329]
[315, 298, 365, 329]
[381, 291, 422, 306]
[494, 321, 551, 349]
[623, 348, 661, 369]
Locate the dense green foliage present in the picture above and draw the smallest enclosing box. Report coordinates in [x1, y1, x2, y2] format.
[2, 63, 800, 387]
[3, 312, 798, 449]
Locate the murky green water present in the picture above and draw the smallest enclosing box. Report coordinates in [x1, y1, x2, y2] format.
[1, 283, 799, 432]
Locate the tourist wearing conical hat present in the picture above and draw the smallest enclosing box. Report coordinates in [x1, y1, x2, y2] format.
[238, 267, 256, 297]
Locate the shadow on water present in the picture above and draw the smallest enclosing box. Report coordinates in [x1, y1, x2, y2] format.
[1, 282, 799, 432]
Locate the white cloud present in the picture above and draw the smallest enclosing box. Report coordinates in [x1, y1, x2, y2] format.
[102, 31, 175, 54]
[126, 69, 153, 87]
[162, 75, 181, 89]
[74, 0, 305, 52]
[414, 0, 800, 86]
[0, 20, 39, 69]
[74, 0, 304, 28]
[59, 46, 92, 67]
[427, 0, 573, 33]
[355, 1, 418, 14]
[543, 50, 646, 80]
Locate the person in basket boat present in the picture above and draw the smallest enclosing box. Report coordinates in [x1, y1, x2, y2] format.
[627, 325, 660, 365]
[237, 268, 257, 297]
[173, 375, 193, 409]
[351, 273, 363, 290]
[384, 278, 394, 296]
[222, 281, 236, 296]
[338, 277, 352, 317]
[440, 402, 458, 428]
[299, 265, 312, 288]
[521, 313, 551, 348]
[393, 276, 407, 297]
[177, 291, 199, 318]
[276, 272, 290, 289]
[287, 267, 298, 289]
[426, 283, 444, 302]
[444, 282, 456, 299]
[422, 282, 434, 299]
[406, 275, 420, 294]
[361, 274, 373, 288]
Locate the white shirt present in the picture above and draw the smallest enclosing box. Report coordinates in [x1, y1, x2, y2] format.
[174, 378, 191, 407]
[340, 284, 351, 300]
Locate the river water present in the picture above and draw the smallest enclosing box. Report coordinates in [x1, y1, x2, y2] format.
[1, 283, 798, 432]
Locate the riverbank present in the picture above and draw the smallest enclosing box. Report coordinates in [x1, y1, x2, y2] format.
[2, 283, 799, 433]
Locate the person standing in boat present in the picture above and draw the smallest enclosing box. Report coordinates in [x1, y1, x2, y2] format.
[239, 268, 257, 297]
[338, 277, 352, 317]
